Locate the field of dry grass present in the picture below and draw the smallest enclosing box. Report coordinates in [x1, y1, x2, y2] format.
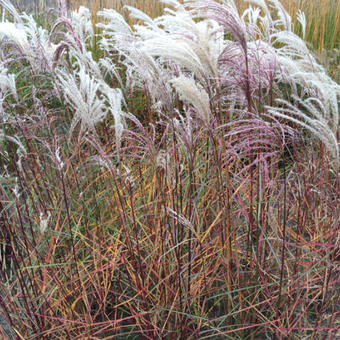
[12, 0, 340, 51]
[70, 0, 340, 50]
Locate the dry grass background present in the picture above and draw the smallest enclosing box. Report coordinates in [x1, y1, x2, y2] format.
[12, 0, 340, 82]
[72, 0, 340, 51]
[66, 0, 340, 81]
[13, 0, 340, 52]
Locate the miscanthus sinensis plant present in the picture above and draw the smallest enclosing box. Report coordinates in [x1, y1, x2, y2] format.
[0, 0, 339, 339]
[96, 0, 338, 166]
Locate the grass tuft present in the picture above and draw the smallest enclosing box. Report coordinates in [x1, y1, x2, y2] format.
[0, 0, 339, 339]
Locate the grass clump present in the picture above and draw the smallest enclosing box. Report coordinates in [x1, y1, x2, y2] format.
[0, 0, 339, 339]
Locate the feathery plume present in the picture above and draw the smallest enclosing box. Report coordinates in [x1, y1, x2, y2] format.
[0, 64, 17, 100]
[104, 85, 126, 151]
[188, 0, 249, 53]
[296, 10, 306, 39]
[269, 0, 292, 31]
[0, 21, 28, 49]
[267, 97, 339, 166]
[56, 64, 108, 136]
[170, 75, 211, 122]
[70, 6, 93, 42]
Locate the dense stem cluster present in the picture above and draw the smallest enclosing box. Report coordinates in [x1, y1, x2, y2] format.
[0, 0, 339, 339]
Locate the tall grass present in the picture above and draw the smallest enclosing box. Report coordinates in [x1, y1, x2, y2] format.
[67, 0, 340, 51]
[73, 0, 166, 21]
[0, 0, 339, 339]
[285, 0, 340, 50]
[10, 1, 340, 50]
